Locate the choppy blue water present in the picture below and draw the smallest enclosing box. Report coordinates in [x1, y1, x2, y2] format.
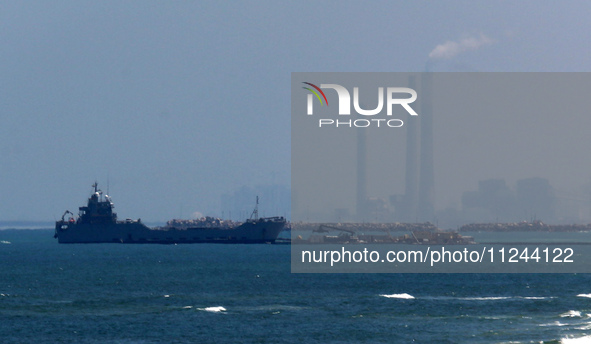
[2, 230, 591, 343]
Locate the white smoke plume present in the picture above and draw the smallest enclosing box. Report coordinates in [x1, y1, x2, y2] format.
[429, 33, 494, 60]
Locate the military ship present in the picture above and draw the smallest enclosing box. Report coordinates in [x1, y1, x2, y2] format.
[54, 183, 286, 244]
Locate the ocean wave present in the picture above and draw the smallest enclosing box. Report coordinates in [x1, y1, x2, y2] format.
[460, 296, 554, 301]
[380, 293, 415, 299]
[382, 295, 556, 302]
[562, 335, 591, 343]
[539, 321, 570, 327]
[460, 296, 512, 301]
[198, 306, 226, 313]
[239, 305, 305, 312]
[577, 294, 591, 298]
[522, 296, 554, 300]
[560, 310, 584, 318]
[420, 295, 555, 302]
[0, 241, 10, 244]
[574, 323, 591, 331]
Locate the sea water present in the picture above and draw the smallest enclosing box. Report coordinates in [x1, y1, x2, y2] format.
[1, 229, 591, 343]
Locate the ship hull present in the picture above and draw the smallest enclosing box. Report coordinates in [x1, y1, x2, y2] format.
[55, 218, 286, 244]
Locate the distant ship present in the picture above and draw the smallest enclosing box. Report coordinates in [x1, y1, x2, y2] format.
[54, 183, 286, 244]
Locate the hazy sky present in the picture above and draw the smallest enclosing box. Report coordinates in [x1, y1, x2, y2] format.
[2, 1, 591, 221]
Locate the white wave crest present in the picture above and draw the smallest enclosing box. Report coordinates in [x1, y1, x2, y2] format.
[0, 241, 10, 244]
[577, 294, 591, 298]
[562, 335, 591, 343]
[462, 296, 554, 301]
[539, 321, 569, 327]
[461, 297, 511, 301]
[380, 293, 415, 299]
[200, 306, 226, 313]
[418, 295, 554, 302]
[574, 323, 591, 331]
[560, 310, 583, 318]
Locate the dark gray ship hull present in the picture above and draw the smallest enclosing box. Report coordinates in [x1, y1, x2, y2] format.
[55, 218, 286, 244]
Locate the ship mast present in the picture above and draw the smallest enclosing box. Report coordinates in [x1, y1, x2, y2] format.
[250, 196, 259, 220]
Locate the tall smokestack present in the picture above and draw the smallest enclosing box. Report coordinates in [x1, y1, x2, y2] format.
[404, 75, 419, 222]
[356, 124, 367, 221]
[418, 69, 435, 222]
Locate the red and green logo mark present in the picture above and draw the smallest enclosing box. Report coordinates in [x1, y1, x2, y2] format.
[302, 82, 328, 106]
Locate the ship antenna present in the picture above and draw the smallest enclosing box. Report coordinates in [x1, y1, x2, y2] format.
[250, 196, 259, 220]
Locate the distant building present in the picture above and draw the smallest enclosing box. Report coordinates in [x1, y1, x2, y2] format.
[515, 177, 556, 222]
[461, 177, 557, 224]
[462, 179, 517, 223]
